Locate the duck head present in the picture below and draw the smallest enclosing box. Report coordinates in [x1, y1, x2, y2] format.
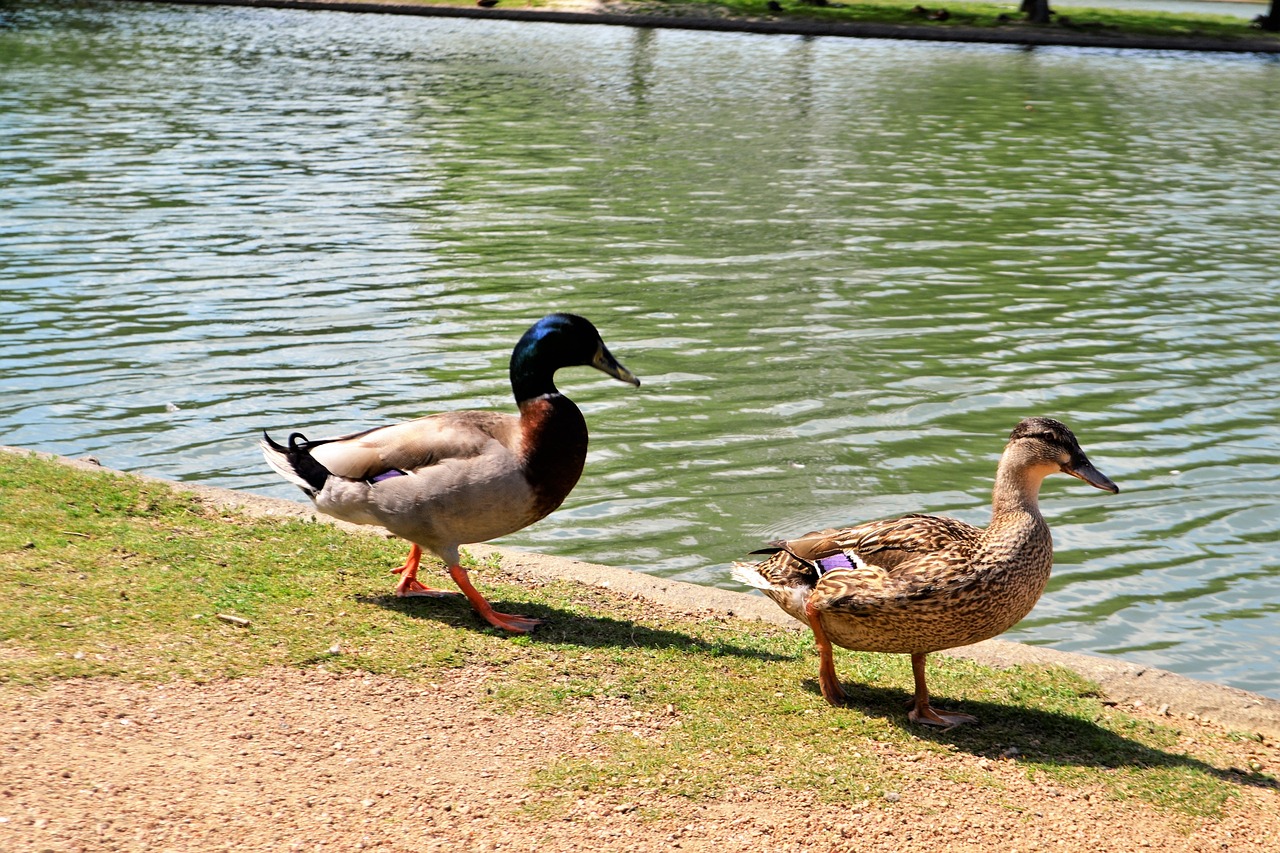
[1007, 416, 1119, 494]
[510, 313, 640, 401]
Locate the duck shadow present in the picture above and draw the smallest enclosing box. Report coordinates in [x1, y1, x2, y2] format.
[357, 593, 795, 663]
[803, 678, 1279, 792]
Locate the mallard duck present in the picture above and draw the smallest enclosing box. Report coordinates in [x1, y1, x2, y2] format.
[261, 313, 639, 634]
[733, 417, 1118, 727]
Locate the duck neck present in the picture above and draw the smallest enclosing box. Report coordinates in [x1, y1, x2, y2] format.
[989, 458, 1047, 528]
[510, 349, 558, 402]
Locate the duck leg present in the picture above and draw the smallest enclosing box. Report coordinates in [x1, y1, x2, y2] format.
[390, 544, 461, 598]
[906, 652, 978, 728]
[805, 599, 847, 706]
[447, 564, 543, 634]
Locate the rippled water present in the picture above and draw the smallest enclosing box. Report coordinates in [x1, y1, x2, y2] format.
[3, 1, 1279, 697]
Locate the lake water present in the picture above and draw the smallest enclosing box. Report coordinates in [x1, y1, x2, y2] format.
[3, 1, 1278, 698]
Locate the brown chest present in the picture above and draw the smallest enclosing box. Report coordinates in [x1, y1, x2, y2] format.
[519, 395, 590, 518]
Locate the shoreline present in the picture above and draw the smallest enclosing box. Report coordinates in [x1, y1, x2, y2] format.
[138, 0, 1280, 54]
[13, 444, 1280, 739]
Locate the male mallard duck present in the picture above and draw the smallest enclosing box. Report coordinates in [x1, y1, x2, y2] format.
[733, 417, 1118, 727]
[261, 313, 639, 634]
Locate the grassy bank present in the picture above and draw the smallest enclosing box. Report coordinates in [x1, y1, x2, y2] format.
[0, 449, 1275, 818]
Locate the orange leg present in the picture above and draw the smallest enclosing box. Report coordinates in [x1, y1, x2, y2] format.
[447, 564, 542, 634]
[390, 544, 461, 599]
[906, 652, 978, 728]
[805, 598, 847, 707]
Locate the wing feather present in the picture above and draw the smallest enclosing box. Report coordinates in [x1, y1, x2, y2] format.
[309, 411, 520, 481]
[781, 514, 986, 612]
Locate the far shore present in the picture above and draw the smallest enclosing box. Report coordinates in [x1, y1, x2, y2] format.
[141, 0, 1280, 54]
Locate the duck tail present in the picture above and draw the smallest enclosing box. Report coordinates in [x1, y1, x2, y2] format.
[732, 551, 821, 590]
[732, 556, 817, 627]
[730, 561, 776, 591]
[260, 431, 330, 497]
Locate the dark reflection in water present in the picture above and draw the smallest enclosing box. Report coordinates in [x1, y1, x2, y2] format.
[2, 1, 1279, 696]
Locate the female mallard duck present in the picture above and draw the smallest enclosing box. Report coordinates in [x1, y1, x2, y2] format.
[733, 417, 1118, 727]
[261, 313, 639, 634]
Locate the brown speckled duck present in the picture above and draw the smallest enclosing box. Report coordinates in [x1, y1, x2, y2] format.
[733, 417, 1118, 727]
[261, 313, 639, 634]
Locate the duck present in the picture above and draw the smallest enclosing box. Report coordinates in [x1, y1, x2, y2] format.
[261, 313, 640, 634]
[732, 417, 1118, 727]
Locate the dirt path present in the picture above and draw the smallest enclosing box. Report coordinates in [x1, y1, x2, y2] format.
[3, 666, 1278, 852]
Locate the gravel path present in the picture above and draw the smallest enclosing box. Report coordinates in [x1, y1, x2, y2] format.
[2, 666, 1278, 852]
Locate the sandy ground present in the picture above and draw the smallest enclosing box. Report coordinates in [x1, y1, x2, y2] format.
[1, 664, 1278, 852]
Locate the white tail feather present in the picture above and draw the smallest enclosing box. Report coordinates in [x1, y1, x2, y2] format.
[729, 562, 775, 591]
[260, 440, 315, 493]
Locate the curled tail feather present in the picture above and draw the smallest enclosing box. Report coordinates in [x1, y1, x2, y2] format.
[260, 431, 330, 496]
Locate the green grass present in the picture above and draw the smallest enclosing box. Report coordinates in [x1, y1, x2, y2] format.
[418, 0, 1279, 45]
[1, 449, 1275, 818]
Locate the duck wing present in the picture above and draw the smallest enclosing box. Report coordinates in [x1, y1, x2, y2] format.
[309, 411, 521, 481]
[833, 514, 983, 572]
[799, 514, 985, 612]
[768, 515, 978, 569]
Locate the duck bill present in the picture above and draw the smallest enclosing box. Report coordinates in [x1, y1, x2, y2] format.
[1066, 459, 1119, 494]
[592, 344, 641, 387]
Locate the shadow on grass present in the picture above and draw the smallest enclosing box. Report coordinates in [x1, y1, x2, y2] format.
[803, 677, 1280, 792]
[358, 592, 797, 663]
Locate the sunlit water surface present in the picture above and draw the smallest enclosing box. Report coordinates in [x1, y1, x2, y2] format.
[3, 1, 1279, 697]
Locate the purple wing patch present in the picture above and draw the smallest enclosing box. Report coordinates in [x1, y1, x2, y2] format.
[368, 469, 408, 484]
[816, 552, 857, 575]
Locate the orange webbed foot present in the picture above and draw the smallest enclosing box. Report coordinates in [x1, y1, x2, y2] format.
[447, 564, 542, 634]
[907, 700, 979, 729]
[818, 670, 849, 707]
[390, 544, 461, 599]
[906, 652, 977, 728]
[479, 610, 544, 634]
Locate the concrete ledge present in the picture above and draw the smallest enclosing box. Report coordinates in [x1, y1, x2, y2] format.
[140, 0, 1280, 54]
[8, 444, 1280, 738]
